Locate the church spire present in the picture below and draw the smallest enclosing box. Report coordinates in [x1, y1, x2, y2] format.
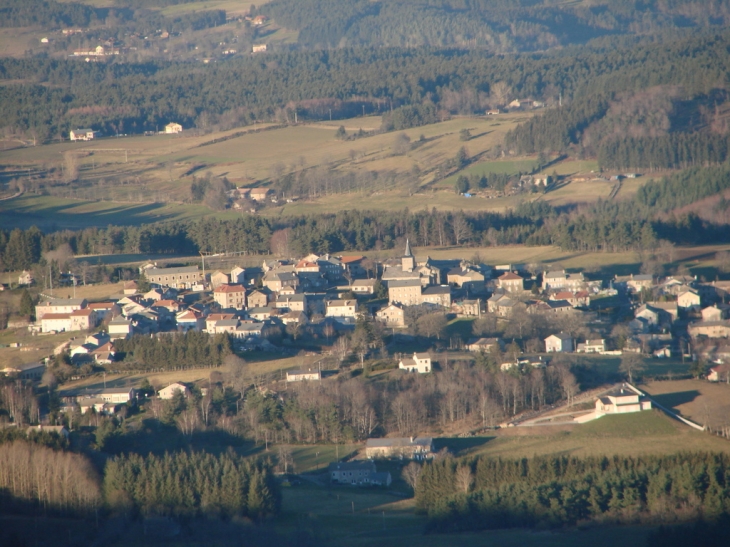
[404, 238, 412, 257]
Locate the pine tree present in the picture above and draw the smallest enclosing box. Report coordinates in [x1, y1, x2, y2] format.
[19, 289, 34, 318]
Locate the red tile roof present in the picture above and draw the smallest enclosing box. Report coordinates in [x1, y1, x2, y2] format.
[214, 284, 245, 293]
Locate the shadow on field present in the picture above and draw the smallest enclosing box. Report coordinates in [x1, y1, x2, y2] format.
[0, 198, 181, 230]
[436, 436, 496, 456]
[651, 390, 701, 411]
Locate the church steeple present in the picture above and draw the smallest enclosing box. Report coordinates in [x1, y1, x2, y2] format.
[402, 238, 416, 273]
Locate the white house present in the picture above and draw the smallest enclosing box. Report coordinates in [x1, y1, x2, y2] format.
[325, 299, 357, 318]
[230, 266, 246, 284]
[159, 382, 189, 399]
[108, 316, 134, 339]
[70, 128, 97, 141]
[165, 122, 183, 134]
[677, 289, 701, 309]
[545, 332, 573, 353]
[595, 384, 652, 415]
[286, 369, 321, 382]
[399, 352, 431, 373]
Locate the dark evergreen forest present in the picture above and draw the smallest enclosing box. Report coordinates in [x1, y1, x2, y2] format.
[416, 452, 730, 532]
[259, 0, 730, 51]
[1, 30, 729, 142]
[104, 451, 280, 519]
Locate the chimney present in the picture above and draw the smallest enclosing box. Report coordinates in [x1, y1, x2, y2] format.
[410, 436, 414, 443]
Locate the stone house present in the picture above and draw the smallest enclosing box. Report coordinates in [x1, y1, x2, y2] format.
[247, 289, 270, 309]
[146, 266, 202, 289]
[210, 271, 230, 289]
[388, 279, 422, 306]
[376, 303, 406, 328]
[497, 272, 524, 292]
[213, 284, 246, 310]
[35, 298, 88, 320]
[677, 289, 701, 309]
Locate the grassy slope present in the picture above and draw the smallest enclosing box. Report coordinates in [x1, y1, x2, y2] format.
[0, 112, 657, 227]
[442, 411, 730, 460]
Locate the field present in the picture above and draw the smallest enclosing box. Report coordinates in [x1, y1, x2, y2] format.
[0, 114, 541, 214]
[0, 110, 667, 229]
[0, 194, 222, 230]
[439, 411, 730, 460]
[642, 379, 730, 430]
[275, 483, 653, 547]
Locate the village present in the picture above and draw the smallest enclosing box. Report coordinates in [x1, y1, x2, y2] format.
[3, 239, 729, 436]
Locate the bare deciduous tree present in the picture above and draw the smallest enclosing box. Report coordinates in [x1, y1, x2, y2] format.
[619, 353, 646, 384]
[402, 462, 422, 492]
[455, 465, 474, 493]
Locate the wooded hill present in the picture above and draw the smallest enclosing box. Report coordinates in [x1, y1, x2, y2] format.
[259, 0, 730, 51]
[1, 30, 729, 142]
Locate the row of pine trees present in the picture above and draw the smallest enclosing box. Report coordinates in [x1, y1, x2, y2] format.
[417, 452, 730, 532]
[103, 451, 280, 520]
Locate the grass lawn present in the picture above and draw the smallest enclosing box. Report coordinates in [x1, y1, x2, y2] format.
[541, 179, 613, 206]
[436, 157, 539, 189]
[437, 411, 730, 460]
[286, 443, 361, 473]
[575, 354, 693, 380]
[445, 317, 476, 340]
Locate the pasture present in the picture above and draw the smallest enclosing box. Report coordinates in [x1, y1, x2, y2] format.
[439, 411, 730, 460]
[0, 110, 663, 228]
[0, 194, 218, 230]
[643, 379, 730, 430]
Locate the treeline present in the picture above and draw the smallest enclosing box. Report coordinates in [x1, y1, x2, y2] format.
[636, 163, 730, 212]
[598, 133, 730, 171]
[381, 104, 440, 131]
[0, 0, 100, 28]
[416, 452, 730, 532]
[260, 0, 730, 51]
[0, 441, 101, 516]
[4, 188, 730, 272]
[2, 30, 730, 140]
[0, 427, 69, 450]
[104, 451, 280, 519]
[115, 0, 203, 8]
[113, 332, 232, 370]
[0, 227, 42, 272]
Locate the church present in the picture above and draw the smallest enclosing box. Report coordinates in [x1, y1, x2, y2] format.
[381, 239, 441, 286]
